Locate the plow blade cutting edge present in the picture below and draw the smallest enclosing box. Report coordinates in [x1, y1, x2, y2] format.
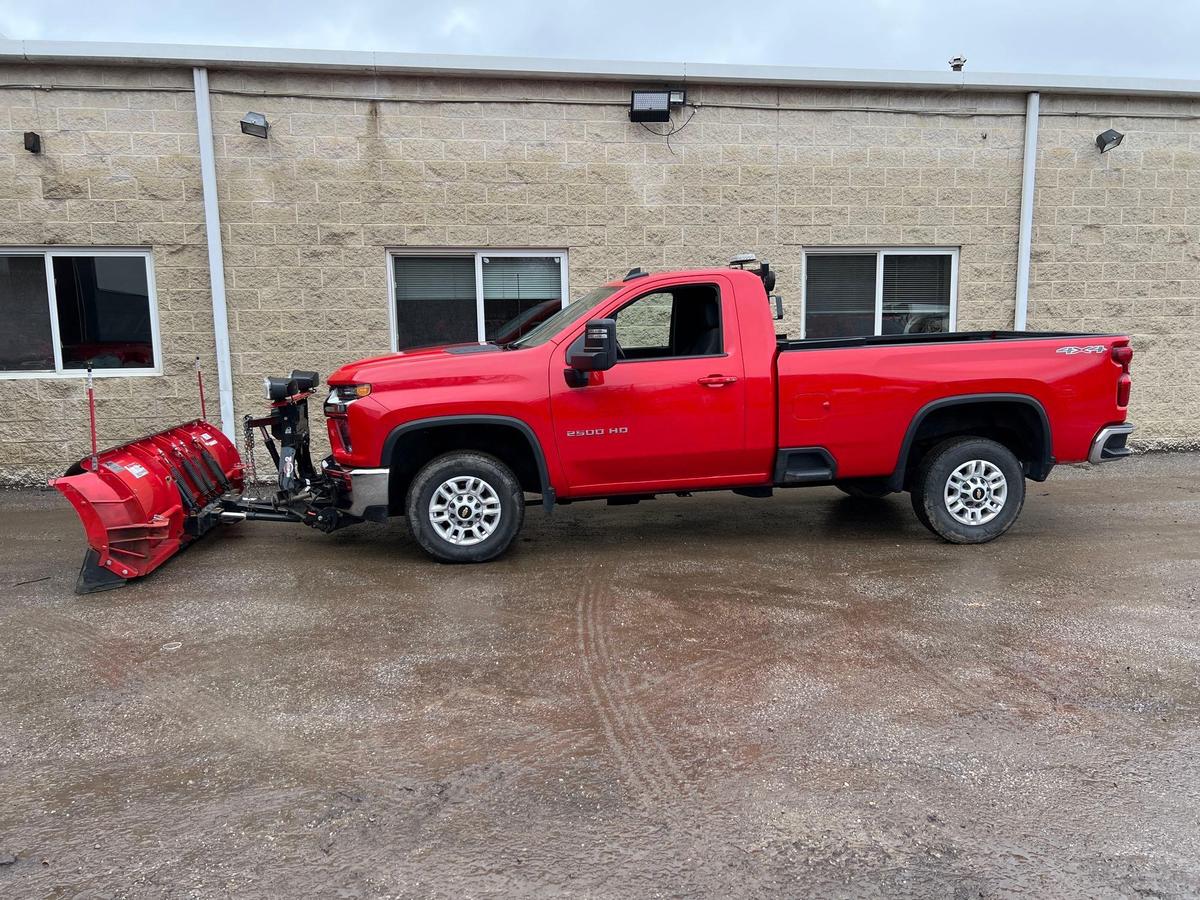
[50, 421, 244, 594]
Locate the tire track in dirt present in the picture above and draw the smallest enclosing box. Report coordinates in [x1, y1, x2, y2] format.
[576, 580, 657, 799]
[575, 574, 691, 806]
[586, 577, 690, 789]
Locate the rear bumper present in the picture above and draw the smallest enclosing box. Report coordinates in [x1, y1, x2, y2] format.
[325, 464, 390, 519]
[1089, 423, 1135, 464]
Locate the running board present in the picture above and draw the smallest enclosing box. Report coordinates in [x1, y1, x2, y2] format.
[773, 447, 837, 485]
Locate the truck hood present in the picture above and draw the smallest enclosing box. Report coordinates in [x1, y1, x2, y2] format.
[328, 342, 504, 385]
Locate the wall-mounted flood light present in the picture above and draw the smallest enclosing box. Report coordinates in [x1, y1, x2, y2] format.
[239, 112, 269, 138]
[630, 91, 671, 123]
[23, 131, 41, 153]
[1096, 128, 1124, 153]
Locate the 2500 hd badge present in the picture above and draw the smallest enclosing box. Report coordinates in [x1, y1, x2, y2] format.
[566, 427, 629, 437]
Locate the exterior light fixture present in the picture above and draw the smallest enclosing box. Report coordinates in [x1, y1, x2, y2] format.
[630, 91, 671, 123]
[23, 131, 41, 153]
[1095, 128, 1124, 153]
[949, 55, 967, 72]
[239, 112, 269, 138]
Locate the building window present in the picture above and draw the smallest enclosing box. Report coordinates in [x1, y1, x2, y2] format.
[802, 248, 958, 339]
[392, 255, 479, 349]
[0, 250, 159, 378]
[390, 251, 568, 350]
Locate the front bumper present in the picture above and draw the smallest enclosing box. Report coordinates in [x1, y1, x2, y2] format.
[1089, 423, 1135, 464]
[324, 463, 390, 520]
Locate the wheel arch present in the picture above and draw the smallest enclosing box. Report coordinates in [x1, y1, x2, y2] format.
[381, 415, 555, 513]
[888, 393, 1053, 492]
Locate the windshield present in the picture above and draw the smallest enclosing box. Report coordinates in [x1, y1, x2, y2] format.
[508, 285, 619, 349]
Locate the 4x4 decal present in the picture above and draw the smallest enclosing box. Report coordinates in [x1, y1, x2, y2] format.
[1056, 345, 1106, 355]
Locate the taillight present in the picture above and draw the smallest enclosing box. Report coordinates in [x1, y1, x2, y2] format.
[1113, 344, 1133, 408]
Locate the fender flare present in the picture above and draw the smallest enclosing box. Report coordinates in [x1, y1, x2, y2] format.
[887, 393, 1053, 492]
[380, 414, 555, 510]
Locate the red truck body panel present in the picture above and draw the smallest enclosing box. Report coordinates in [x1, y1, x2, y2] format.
[328, 267, 1131, 501]
[776, 335, 1130, 476]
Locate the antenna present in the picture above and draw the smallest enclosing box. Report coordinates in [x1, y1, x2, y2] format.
[195, 356, 208, 421]
[86, 363, 99, 471]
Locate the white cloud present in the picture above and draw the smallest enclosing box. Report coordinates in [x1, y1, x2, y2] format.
[439, 8, 480, 40]
[0, 8, 45, 40]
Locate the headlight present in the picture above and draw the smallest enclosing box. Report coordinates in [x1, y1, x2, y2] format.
[324, 383, 371, 416]
[333, 384, 371, 401]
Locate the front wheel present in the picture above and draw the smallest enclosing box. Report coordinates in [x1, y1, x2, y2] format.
[911, 437, 1026, 544]
[406, 452, 525, 563]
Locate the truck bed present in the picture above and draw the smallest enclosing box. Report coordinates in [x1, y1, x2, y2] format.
[773, 330, 1130, 479]
[777, 330, 1109, 352]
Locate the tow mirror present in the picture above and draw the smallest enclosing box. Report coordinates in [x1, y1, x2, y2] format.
[771, 294, 784, 321]
[567, 318, 618, 374]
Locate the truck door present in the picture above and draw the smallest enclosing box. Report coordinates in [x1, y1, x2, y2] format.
[549, 276, 750, 494]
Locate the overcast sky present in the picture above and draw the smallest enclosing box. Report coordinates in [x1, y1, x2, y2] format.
[0, 0, 1196, 79]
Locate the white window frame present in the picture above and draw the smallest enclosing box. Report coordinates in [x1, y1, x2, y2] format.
[0, 247, 162, 380]
[799, 247, 959, 339]
[386, 248, 570, 351]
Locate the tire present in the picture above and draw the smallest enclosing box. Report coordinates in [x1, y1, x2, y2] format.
[836, 479, 892, 500]
[910, 437, 1026, 544]
[406, 452, 525, 563]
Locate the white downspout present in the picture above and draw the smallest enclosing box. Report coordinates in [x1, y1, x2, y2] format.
[192, 66, 236, 441]
[1014, 91, 1040, 331]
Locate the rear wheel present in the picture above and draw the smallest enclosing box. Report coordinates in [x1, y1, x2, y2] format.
[910, 437, 1025, 544]
[406, 452, 525, 563]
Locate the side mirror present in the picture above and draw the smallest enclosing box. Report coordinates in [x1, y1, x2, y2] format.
[771, 294, 784, 321]
[567, 318, 618, 373]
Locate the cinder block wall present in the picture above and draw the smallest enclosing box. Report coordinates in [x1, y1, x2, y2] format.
[0, 61, 1196, 484]
[1032, 93, 1200, 447]
[0, 64, 218, 483]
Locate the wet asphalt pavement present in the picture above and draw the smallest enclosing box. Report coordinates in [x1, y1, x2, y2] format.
[1, 453, 1198, 898]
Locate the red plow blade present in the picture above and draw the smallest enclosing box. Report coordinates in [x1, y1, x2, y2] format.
[50, 421, 243, 594]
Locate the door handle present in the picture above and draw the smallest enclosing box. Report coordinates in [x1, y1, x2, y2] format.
[697, 375, 738, 387]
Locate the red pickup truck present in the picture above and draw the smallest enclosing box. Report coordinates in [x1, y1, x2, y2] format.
[318, 260, 1134, 562]
[51, 259, 1135, 591]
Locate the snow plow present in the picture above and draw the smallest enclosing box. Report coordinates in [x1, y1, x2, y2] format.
[51, 367, 357, 594]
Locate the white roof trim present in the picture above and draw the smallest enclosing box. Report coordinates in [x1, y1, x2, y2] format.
[2, 38, 1200, 98]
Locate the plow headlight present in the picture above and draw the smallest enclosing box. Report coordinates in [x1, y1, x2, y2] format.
[264, 376, 291, 401]
[264, 370, 322, 402]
